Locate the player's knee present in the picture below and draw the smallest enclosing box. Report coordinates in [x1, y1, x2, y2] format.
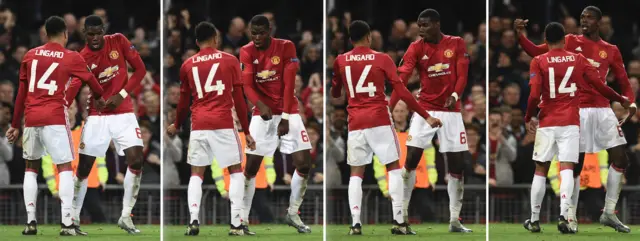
[25, 159, 41, 171]
[611, 150, 630, 169]
[126, 151, 143, 170]
[447, 153, 465, 175]
[294, 159, 312, 175]
[244, 155, 262, 177]
[405, 147, 423, 169]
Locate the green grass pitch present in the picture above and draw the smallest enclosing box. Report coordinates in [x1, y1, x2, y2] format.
[489, 223, 640, 241]
[0, 224, 160, 241]
[164, 224, 323, 240]
[326, 224, 486, 241]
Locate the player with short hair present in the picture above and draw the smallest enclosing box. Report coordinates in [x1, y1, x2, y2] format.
[523, 22, 629, 234]
[68, 14, 148, 235]
[389, 8, 472, 233]
[239, 14, 312, 234]
[516, 6, 635, 233]
[332, 20, 442, 235]
[166, 21, 255, 236]
[6, 15, 105, 236]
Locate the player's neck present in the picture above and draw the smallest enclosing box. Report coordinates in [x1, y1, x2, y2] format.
[198, 44, 216, 51]
[583, 32, 601, 42]
[258, 37, 272, 50]
[423, 33, 442, 44]
[48, 38, 65, 47]
[548, 43, 564, 50]
[352, 43, 369, 49]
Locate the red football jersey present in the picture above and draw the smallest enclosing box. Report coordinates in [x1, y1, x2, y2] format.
[526, 49, 625, 127]
[332, 46, 400, 130]
[240, 38, 299, 116]
[177, 48, 241, 130]
[397, 34, 469, 111]
[80, 33, 142, 115]
[15, 42, 102, 128]
[519, 34, 634, 108]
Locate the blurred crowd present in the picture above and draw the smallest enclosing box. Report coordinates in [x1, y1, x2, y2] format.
[489, 1, 640, 187]
[0, 5, 161, 186]
[326, 10, 488, 189]
[162, 7, 324, 187]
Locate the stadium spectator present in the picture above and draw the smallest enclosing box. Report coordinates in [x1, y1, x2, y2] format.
[0, 101, 12, 185]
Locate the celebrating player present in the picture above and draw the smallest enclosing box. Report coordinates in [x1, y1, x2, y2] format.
[166, 21, 255, 236]
[331, 20, 442, 235]
[239, 15, 312, 234]
[515, 6, 635, 233]
[5, 16, 105, 236]
[523, 22, 629, 234]
[389, 9, 472, 233]
[67, 15, 147, 235]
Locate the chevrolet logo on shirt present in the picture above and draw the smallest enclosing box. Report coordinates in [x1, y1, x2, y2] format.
[427, 63, 450, 72]
[586, 58, 601, 68]
[98, 65, 120, 82]
[256, 70, 278, 83]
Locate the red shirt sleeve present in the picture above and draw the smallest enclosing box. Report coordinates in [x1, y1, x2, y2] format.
[330, 57, 343, 98]
[69, 53, 104, 96]
[579, 55, 625, 103]
[174, 63, 191, 129]
[239, 47, 261, 106]
[610, 46, 635, 103]
[282, 41, 299, 116]
[454, 38, 470, 98]
[230, 57, 250, 135]
[525, 58, 542, 122]
[118, 33, 146, 93]
[65, 78, 82, 105]
[11, 58, 28, 128]
[383, 54, 430, 119]
[518, 33, 549, 57]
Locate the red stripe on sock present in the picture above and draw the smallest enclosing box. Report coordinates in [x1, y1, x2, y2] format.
[534, 171, 546, 177]
[191, 173, 203, 180]
[350, 173, 364, 179]
[128, 167, 142, 175]
[559, 166, 573, 171]
[295, 169, 307, 178]
[58, 165, 73, 172]
[387, 165, 401, 171]
[25, 168, 38, 174]
[611, 164, 626, 173]
[229, 168, 243, 174]
[449, 172, 463, 179]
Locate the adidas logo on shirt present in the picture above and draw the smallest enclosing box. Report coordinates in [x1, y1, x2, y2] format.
[253, 59, 259, 64]
[575, 47, 582, 52]
[422, 55, 429, 60]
